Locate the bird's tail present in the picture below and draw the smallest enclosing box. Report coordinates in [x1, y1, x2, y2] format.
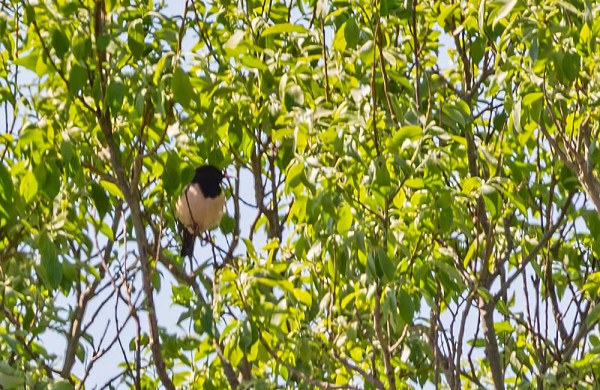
[180, 229, 196, 258]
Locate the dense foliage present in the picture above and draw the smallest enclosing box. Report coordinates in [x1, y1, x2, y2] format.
[1, 0, 600, 388]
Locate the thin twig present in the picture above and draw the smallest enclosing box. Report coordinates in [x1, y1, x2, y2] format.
[321, 16, 329, 101]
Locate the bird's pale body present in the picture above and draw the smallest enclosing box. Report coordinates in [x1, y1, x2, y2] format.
[175, 183, 226, 234]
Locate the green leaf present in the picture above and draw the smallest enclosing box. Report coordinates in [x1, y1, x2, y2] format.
[49, 380, 75, 390]
[105, 0, 118, 12]
[471, 37, 486, 64]
[224, 31, 246, 50]
[106, 79, 125, 113]
[39, 233, 62, 289]
[12, 53, 38, 72]
[586, 304, 600, 326]
[0, 369, 24, 389]
[461, 177, 481, 195]
[334, 21, 350, 52]
[398, 289, 414, 325]
[463, 240, 478, 268]
[381, 0, 400, 16]
[23, 3, 35, 24]
[562, 53, 580, 83]
[20, 170, 38, 203]
[493, 321, 514, 334]
[243, 238, 256, 259]
[220, 214, 235, 234]
[494, 0, 518, 26]
[199, 306, 214, 336]
[171, 68, 195, 109]
[72, 36, 92, 62]
[100, 180, 124, 200]
[337, 204, 353, 234]
[404, 178, 424, 189]
[580, 23, 591, 45]
[155, 28, 178, 45]
[442, 105, 467, 129]
[376, 250, 396, 281]
[382, 289, 400, 331]
[240, 54, 268, 71]
[33, 163, 47, 190]
[90, 182, 110, 218]
[262, 23, 308, 36]
[69, 63, 87, 95]
[295, 125, 308, 153]
[530, 35, 539, 62]
[284, 84, 304, 110]
[153, 53, 172, 85]
[344, 19, 360, 49]
[163, 152, 181, 194]
[389, 125, 423, 151]
[128, 20, 145, 57]
[285, 161, 304, 191]
[522, 92, 543, 106]
[315, 0, 328, 19]
[62, 261, 77, 286]
[239, 319, 255, 351]
[373, 160, 391, 190]
[0, 163, 13, 202]
[437, 4, 459, 28]
[52, 28, 70, 58]
[293, 288, 312, 306]
[42, 162, 61, 200]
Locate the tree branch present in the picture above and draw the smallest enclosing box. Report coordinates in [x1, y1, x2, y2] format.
[92, 1, 174, 388]
[374, 284, 395, 390]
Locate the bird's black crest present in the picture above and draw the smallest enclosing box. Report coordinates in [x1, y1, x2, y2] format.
[192, 165, 225, 198]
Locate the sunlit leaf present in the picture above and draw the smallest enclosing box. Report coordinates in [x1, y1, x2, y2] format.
[337, 204, 353, 234]
[262, 23, 308, 36]
[293, 288, 312, 306]
[100, 180, 124, 200]
[522, 92, 543, 106]
[20, 170, 38, 203]
[389, 125, 423, 151]
[494, 0, 519, 26]
[240, 55, 268, 71]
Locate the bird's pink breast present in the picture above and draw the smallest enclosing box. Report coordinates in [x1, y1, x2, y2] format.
[175, 184, 225, 233]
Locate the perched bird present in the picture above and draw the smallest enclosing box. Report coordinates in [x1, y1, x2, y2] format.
[175, 165, 227, 258]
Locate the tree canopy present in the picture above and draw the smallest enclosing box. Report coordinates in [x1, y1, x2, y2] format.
[1, 0, 600, 388]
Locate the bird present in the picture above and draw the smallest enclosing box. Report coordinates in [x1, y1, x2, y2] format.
[175, 165, 227, 258]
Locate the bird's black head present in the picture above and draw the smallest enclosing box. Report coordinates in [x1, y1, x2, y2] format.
[192, 165, 225, 198]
